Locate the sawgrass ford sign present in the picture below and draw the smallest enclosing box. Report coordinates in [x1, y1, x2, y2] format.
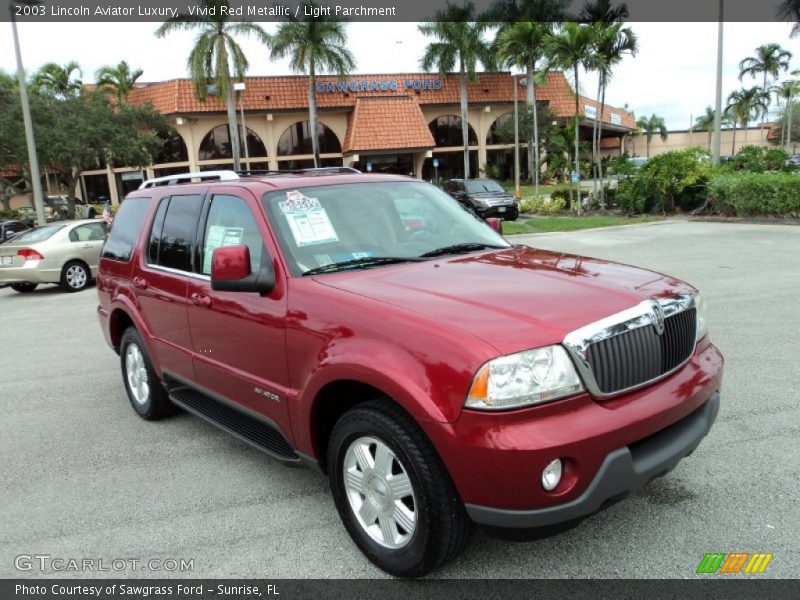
[317, 78, 444, 93]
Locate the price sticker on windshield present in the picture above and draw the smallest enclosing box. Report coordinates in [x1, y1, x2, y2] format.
[280, 191, 339, 247]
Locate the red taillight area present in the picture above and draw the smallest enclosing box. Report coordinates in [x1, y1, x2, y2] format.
[17, 248, 44, 261]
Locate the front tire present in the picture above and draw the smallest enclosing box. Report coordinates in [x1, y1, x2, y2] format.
[120, 327, 176, 420]
[11, 283, 38, 293]
[60, 261, 89, 292]
[328, 400, 470, 577]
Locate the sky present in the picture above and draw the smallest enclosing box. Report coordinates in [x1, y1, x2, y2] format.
[2, 20, 799, 129]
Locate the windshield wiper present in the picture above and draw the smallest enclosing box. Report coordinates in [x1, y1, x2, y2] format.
[418, 242, 507, 258]
[302, 256, 426, 276]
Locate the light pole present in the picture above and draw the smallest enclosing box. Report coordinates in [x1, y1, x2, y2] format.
[712, 0, 724, 165]
[10, 0, 46, 226]
[233, 82, 250, 172]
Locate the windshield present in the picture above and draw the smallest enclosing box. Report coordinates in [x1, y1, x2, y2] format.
[10, 224, 66, 244]
[263, 181, 510, 276]
[465, 180, 505, 194]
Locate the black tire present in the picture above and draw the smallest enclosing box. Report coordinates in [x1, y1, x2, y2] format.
[327, 400, 470, 577]
[60, 260, 90, 292]
[11, 283, 38, 293]
[119, 327, 177, 420]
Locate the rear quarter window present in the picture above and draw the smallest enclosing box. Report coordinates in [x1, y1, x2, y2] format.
[102, 197, 151, 262]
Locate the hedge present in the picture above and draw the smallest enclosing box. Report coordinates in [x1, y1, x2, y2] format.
[708, 172, 800, 217]
[519, 196, 567, 214]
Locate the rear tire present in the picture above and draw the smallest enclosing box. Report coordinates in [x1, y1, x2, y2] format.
[120, 327, 177, 420]
[60, 261, 89, 292]
[327, 400, 470, 577]
[11, 283, 38, 293]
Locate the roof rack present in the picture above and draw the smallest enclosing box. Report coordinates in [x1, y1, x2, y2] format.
[236, 167, 361, 176]
[138, 170, 240, 189]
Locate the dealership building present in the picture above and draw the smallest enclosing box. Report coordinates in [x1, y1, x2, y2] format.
[71, 71, 636, 204]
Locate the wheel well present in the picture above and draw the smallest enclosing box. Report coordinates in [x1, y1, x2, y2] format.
[311, 380, 391, 474]
[109, 309, 134, 353]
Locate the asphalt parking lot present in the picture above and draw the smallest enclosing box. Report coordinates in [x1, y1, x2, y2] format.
[0, 220, 797, 579]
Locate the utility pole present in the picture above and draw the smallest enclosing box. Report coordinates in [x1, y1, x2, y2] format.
[10, 0, 46, 226]
[712, 0, 724, 165]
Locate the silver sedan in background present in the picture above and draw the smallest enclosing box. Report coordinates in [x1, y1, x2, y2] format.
[0, 219, 106, 293]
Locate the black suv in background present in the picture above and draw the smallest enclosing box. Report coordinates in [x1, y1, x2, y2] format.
[443, 179, 518, 221]
[0, 220, 29, 244]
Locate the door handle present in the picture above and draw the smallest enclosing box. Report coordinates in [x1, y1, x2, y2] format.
[190, 293, 212, 308]
[82, 244, 92, 249]
[132, 276, 148, 290]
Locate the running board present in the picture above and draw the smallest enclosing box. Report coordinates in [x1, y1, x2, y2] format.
[169, 386, 300, 463]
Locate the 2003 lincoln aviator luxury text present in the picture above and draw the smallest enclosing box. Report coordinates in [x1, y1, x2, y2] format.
[96, 170, 723, 576]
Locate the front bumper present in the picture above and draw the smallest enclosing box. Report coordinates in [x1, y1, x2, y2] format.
[465, 391, 719, 528]
[476, 205, 519, 220]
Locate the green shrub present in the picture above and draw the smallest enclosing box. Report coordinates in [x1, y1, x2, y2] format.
[519, 196, 566, 214]
[733, 146, 790, 173]
[708, 172, 800, 217]
[615, 148, 711, 213]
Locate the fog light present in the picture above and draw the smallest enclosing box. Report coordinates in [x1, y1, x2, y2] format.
[542, 459, 562, 491]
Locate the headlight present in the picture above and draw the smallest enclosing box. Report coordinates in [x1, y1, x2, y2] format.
[466, 345, 584, 410]
[472, 198, 490, 207]
[695, 293, 708, 342]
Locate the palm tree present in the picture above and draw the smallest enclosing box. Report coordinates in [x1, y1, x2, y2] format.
[773, 76, 800, 149]
[726, 87, 769, 152]
[420, 2, 494, 179]
[635, 114, 668, 158]
[693, 106, 728, 151]
[585, 20, 637, 206]
[156, 0, 268, 171]
[32, 62, 82, 98]
[739, 43, 793, 144]
[270, 8, 355, 168]
[547, 22, 595, 212]
[95, 61, 144, 104]
[491, 0, 569, 193]
[777, 0, 800, 38]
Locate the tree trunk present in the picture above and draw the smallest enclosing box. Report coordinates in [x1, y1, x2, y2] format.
[459, 67, 470, 178]
[308, 69, 320, 168]
[744, 123, 748, 146]
[525, 65, 535, 187]
[573, 64, 581, 215]
[220, 41, 242, 172]
[707, 131, 712, 152]
[760, 71, 767, 146]
[597, 76, 608, 208]
[591, 76, 601, 202]
[646, 136, 650, 159]
[731, 122, 736, 155]
[788, 95, 794, 153]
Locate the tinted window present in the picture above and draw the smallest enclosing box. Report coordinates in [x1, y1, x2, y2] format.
[200, 195, 265, 275]
[150, 195, 203, 272]
[147, 198, 169, 264]
[102, 197, 150, 261]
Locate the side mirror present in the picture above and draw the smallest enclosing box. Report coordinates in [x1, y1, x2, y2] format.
[486, 218, 504, 235]
[211, 245, 275, 294]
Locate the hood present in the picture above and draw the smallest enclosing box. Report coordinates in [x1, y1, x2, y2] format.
[315, 246, 695, 356]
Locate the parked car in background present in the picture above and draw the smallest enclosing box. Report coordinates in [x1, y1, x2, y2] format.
[0, 220, 30, 244]
[96, 170, 722, 577]
[0, 219, 106, 293]
[785, 154, 800, 168]
[443, 178, 519, 221]
[629, 157, 648, 169]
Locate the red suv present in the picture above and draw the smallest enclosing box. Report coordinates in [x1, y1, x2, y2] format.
[96, 171, 723, 577]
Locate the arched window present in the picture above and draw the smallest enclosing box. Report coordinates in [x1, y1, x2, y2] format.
[198, 124, 268, 161]
[428, 115, 478, 147]
[155, 127, 189, 164]
[486, 113, 513, 145]
[277, 121, 342, 156]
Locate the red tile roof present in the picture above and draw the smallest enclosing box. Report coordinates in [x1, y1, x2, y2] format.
[343, 96, 434, 153]
[126, 72, 636, 130]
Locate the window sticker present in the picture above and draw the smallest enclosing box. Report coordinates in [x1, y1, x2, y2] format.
[280, 191, 339, 247]
[203, 225, 243, 274]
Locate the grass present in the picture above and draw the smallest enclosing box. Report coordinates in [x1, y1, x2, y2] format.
[502, 215, 664, 235]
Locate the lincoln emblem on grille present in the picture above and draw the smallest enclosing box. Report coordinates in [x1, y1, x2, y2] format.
[652, 301, 666, 335]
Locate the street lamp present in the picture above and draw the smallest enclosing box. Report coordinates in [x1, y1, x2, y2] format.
[233, 81, 251, 172]
[9, 0, 46, 226]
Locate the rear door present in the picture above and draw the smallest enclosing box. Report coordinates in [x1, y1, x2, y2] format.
[134, 192, 205, 381]
[68, 222, 106, 273]
[185, 188, 291, 432]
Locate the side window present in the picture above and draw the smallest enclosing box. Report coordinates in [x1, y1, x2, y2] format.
[148, 195, 203, 272]
[71, 223, 106, 241]
[102, 197, 150, 262]
[147, 198, 169, 265]
[201, 195, 265, 276]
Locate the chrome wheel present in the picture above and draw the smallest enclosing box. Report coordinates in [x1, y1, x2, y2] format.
[343, 436, 417, 549]
[125, 343, 150, 406]
[65, 264, 87, 289]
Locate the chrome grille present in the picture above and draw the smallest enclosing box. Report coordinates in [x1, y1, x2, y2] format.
[563, 294, 698, 399]
[585, 308, 696, 394]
